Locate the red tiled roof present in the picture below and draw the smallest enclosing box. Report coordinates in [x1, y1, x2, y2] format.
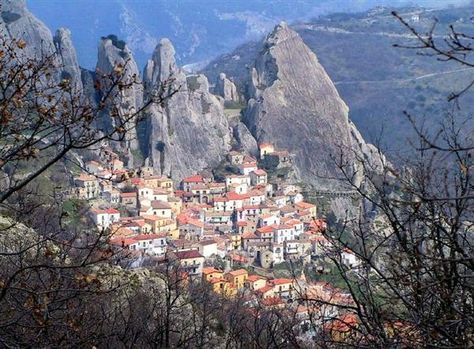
[174, 250, 203, 260]
[247, 275, 266, 282]
[295, 201, 316, 209]
[151, 200, 171, 209]
[252, 169, 267, 176]
[133, 233, 167, 240]
[183, 174, 204, 183]
[130, 178, 144, 185]
[226, 192, 249, 201]
[257, 225, 275, 234]
[229, 253, 247, 263]
[202, 267, 222, 275]
[199, 239, 216, 246]
[242, 231, 257, 239]
[228, 268, 248, 277]
[256, 285, 273, 294]
[213, 197, 228, 203]
[271, 278, 293, 285]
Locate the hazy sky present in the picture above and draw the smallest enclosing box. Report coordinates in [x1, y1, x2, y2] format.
[27, 0, 472, 69]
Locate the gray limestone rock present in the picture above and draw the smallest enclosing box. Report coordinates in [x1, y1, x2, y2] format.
[96, 35, 143, 160]
[145, 38, 232, 180]
[0, 0, 56, 59]
[215, 72, 240, 104]
[232, 122, 258, 157]
[54, 28, 83, 93]
[244, 22, 382, 190]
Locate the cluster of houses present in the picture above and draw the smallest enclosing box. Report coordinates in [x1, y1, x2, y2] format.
[69, 142, 364, 342]
[71, 143, 359, 274]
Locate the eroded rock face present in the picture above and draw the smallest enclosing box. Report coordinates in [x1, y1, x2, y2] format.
[54, 28, 83, 93]
[144, 39, 232, 179]
[0, 0, 56, 58]
[232, 122, 258, 157]
[244, 22, 381, 189]
[215, 73, 240, 104]
[96, 35, 143, 163]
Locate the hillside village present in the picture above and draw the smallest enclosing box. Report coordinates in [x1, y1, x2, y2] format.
[70, 141, 360, 334]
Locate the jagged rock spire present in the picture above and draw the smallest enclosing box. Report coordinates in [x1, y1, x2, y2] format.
[244, 22, 381, 190]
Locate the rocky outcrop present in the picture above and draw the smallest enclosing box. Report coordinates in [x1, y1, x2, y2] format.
[244, 22, 382, 190]
[215, 73, 240, 104]
[144, 38, 232, 180]
[232, 122, 258, 157]
[96, 35, 143, 163]
[0, 0, 56, 58]
[54, 28, 83, 93]
[1, 2, 83, 93]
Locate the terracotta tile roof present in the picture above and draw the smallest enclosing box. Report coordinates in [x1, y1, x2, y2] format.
[183, 174, 204, 183]
[228, 269, 248, 277]
[252, 169, 267, 176]
[295, 201, 316, 209]
[151, 200, 172, 209]
[256, 285, 273, 294]
[76, 174, 97, 181]
[199, 239, 216, 246]
[226, 192, 249, 200]
[174, 249, 203, 260]
[202, 267, 222, 275]
[257, 225, 275, 234]
[229, 253, 247, 263]
[271, 278, 293, 285]
[242, 231, 257, 239]
[133, 233, 167, 240]
[247, 275, 266, 282]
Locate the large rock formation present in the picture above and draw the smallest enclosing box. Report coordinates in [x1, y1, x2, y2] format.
[96, 35, 143, 163]
[0, 0, 55, 58]
[54, 28, 83, 93]
[144, 39, 232, 179]
[232, 122, 258, 157]
[244, 22, 381, 189]
[215, 73, 240, 105]
[1, 1, 83, 93]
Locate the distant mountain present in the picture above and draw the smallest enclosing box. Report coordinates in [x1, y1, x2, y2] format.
[202, 5, 474, 156]
[26, 0, 470, 70]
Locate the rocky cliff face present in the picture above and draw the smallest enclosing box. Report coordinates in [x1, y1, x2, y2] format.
[54, 28, 83, 93]
[144, 39, 232, 179]
[244, 22, 381, 189]
[96, 35, 143, 164]
[0, 0, 55, 58]
[1, 1, 82, 91]
[215, 73, 240, 104]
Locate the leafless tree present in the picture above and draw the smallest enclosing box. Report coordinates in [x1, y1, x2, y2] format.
[299, 12, 474, 348]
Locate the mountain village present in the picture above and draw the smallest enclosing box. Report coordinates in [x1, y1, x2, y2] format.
[69, 140, 361, 337]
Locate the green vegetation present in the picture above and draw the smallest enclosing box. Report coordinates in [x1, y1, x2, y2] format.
[212, 158, 239, 182]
